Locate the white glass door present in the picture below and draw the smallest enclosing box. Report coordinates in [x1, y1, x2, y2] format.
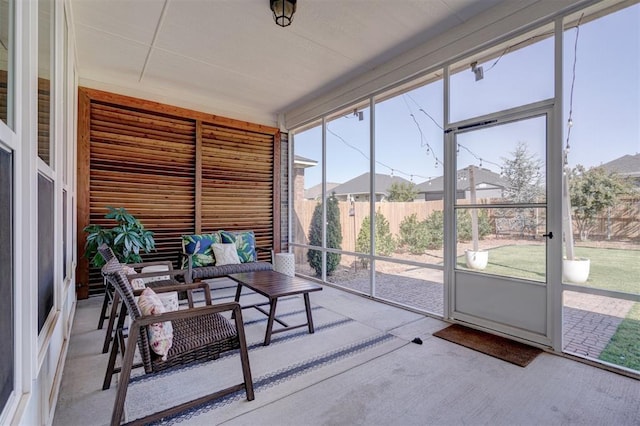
[450, 106, 555, 346]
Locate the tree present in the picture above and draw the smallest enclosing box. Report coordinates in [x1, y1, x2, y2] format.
[502, 141, 543, 203]
[307, 193, 342, 276]
[355, 210, 396, 267]
[569, 165, 632, 241]
[501, 142, 543, 236]
[387, 181, 418, 202]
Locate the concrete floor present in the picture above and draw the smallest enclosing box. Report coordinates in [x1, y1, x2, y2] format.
[53, 284, 639, 426]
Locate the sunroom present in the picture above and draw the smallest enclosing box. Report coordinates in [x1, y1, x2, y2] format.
[1, 0, 638, 424]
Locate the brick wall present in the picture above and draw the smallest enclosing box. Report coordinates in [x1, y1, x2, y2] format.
[280, 132, 289, 251]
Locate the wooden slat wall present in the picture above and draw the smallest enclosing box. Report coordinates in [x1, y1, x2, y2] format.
[201, 123, 274, 260]
[0, 70, 7, 124]
[77, 88, 281, 297]
[87, 102, 196, 295]
[38, 78, 51, 164]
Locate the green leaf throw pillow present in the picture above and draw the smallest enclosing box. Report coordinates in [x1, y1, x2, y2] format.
[220, 230, 257, 263]
[181, 233, 221, 268]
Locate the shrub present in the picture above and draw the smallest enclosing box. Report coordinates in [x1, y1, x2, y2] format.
[415, 209, 490, 249]
[355, 210, 396, 267]
[399, 214, 420, 247]
[423, 210, 444, 249]
[456, 209, 491, 242]
[307, 193, 342, 276]
[399, 214, 432, 254]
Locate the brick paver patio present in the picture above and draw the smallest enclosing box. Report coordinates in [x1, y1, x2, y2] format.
[302, 265, 635, 362]
[563, 291, 634, 358]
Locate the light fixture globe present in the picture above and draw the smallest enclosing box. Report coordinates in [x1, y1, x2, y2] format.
[270, 0, 297, 27]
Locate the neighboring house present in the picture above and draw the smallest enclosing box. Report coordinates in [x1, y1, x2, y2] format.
[292, 154, 340, 200]
[331, 173, 413, 202]
[599, 153, 640, 187]
[293, 155, 318, 203]
[415, 166, 506, 201]
[304, 182, 340, 200]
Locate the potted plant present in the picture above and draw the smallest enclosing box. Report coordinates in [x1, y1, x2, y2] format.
[84, 206, 156, 267]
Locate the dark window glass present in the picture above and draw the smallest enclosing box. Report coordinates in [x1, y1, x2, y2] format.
[38, 174, 54, 331]
[0, 149, 14, 408]
[63, 190, 67, 279]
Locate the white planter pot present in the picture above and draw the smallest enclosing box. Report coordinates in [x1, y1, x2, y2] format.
[562, 258, 590, 284]
[465, 250, 488, 270]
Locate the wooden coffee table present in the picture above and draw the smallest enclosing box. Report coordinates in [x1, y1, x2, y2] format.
[227, 270, 323, 345]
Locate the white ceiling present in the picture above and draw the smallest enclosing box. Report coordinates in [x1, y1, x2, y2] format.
[71, 0, 505, 126]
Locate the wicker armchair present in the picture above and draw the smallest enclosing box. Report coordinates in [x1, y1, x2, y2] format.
[98, 246, 187, 355]
[100, 264, 198, 391]
[100, 248, 254, 426]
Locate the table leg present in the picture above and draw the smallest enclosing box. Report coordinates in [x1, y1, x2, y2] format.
[264, 298, 278, 346]
[304, 293, 315, 334]
[232, 283, 243, 319]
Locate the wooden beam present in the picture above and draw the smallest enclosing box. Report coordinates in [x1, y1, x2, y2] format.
[76, 88, 91, 299]
[80, 87, 279, 136]
[273, 130, 282, 254]
[195, 120, 202, 234]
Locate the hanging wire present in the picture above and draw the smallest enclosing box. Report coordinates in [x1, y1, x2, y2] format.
[455, 144, 502, 169]
[328, 20, 584, 184]
[483, 29, 555, 74]
[406, 94, 503, 171]
[326, 126, 369, 162]
[565, 13, 584, 154]
[401, 94, 444, 166]
[326, 126, 430, 181]
[405, 93, 444, 130]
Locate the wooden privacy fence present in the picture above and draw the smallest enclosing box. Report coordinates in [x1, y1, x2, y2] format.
[294, 197, 640, 253]
[586, 196, 640, 240]
[293, 200, 444, 253]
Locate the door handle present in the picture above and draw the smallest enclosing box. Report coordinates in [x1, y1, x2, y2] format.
[542, 232, 553, 239]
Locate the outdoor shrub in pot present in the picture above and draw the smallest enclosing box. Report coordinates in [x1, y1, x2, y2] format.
[84, 206, 156, 267]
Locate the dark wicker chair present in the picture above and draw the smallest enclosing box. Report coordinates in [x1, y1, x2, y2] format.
[100, 247, 254, 426]
[98, 246, 186, 355]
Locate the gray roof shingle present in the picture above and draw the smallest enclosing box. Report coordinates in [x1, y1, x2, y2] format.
[415, 166, 506, 193]
[331, 173, 413, 196]
[599, 154, 640, 177]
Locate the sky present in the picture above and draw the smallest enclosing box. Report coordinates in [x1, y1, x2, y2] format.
[295, 4, 640, 189]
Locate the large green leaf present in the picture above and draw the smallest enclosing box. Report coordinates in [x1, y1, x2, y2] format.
[83, 207, 156, 268]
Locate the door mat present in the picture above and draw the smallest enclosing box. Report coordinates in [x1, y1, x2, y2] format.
[433, 324, 542, 367]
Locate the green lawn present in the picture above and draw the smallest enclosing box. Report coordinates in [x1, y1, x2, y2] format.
[457, 245, 640, 294]
[599, 303, 640, 371]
